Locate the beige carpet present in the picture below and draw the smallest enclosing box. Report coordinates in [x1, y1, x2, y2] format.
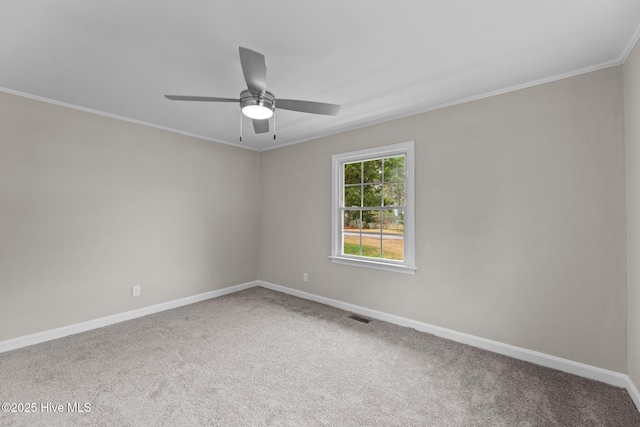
[1, 286, 638, 426]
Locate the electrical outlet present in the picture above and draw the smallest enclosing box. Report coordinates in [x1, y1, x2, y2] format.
[132, 286, 141, 297]
[303, 273, 308, 282]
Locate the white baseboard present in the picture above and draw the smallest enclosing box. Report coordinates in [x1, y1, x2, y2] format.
[258, 280, 640, 411]
[0, 280, 258, 354]
[628, 377, 640, 412]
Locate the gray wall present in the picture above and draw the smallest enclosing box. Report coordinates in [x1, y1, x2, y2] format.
[625, 42, 640, 386]
[259, 68, 627, 372]
[0, 91, 261, 341]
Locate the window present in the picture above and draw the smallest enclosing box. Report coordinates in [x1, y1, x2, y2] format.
[330, 141, 416, 274]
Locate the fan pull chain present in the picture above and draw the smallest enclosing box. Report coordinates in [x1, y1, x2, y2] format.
[273, 110, 276, 140]
[239, 112, 243, 142]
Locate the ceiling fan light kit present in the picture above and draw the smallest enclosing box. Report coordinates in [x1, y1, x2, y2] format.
[165, 47, 340, 141]
[240, 89, 275, 120]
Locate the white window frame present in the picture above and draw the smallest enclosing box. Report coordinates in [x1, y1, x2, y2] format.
[329, 141, 416, 274]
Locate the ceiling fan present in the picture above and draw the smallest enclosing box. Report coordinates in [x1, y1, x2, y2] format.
[165, 47, 341, 140]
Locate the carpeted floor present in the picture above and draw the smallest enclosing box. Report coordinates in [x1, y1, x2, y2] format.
[0, 286, 638, 426]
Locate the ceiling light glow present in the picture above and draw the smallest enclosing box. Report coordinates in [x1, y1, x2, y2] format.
[242, 105, 273, 120]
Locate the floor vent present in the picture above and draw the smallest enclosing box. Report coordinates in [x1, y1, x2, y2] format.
[348, 314, 371, 324]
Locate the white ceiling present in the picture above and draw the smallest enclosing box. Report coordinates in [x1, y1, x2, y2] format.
[2, 1, 640, 151]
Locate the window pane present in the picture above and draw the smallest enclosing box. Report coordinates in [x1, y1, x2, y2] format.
[344, 186, 361, 207]
[383, 155, 405, 182]
[361, 210, 382, 258]
[383, 183, 405, 206]
[363, 159, 383, 183]
[343, 209, 361, 231]
[344, 162, 362, 185]
[382, 209, 404, 260]
[363, 184, 382, 207]
[361, 209, 380, 232]
[343, 209, 361, 256]
[360, 233, 382, 258]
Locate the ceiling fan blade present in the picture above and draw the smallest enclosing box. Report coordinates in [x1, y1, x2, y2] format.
[252, 119, 269, 134]
[239, 47, 267, 94]
[276, 99, 341, 116]
[165, 95, 239, 102]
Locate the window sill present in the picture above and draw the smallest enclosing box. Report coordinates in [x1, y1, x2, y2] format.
[328, 256, 417, 275]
